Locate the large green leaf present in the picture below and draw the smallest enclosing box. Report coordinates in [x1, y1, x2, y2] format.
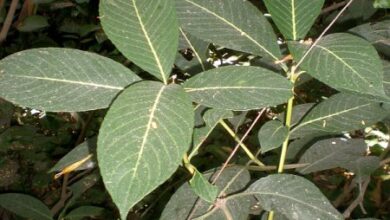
[189, 169, 219, 203]
[264, 0, 324, 40]
[0, 48, 140, 112]
[184, 66, 292, 110]
[0, 193, 53, 220]
[290, 93, 387, 138]
[97, 81, 194, 219]
[176, 0, 281, 60]
[244, 174, 343, 220]
[99, 0, 178, 83]
[349, 20, 390, 57]
[289, 33, 386, 98]
[161, 166, 251, 220]
[297, 138, 367, 174]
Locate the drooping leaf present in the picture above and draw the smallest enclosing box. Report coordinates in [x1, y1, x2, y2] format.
[289, 33, 386, 98]
[99, 0, 178, 83]
[97, 81, 194, 219]
[349, 20, 390, 57]
[343, 156, 380, 183]
[258, 120, 288, 153]
[244, 174, 343, 220]
[264, 0, 324, 40]
[161, 166, 251, 220]
[184, 66, 292, 110]
[0, 193, 53, 220]
[64, 206, 105, 220]
[176, 0, 281, 60]
[189, 169, 219, 203]
[0, 48, 140, 112]
[290, 93, 387, 138]
[49, 137, 96, 173]
[17, 15, 49, 32]
[297, 138, 367, 174]
[191, 108, 233, 156]
[177, 28, 212, 74]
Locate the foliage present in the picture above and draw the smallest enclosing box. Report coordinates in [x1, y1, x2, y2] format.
[0, 0, 389, 219]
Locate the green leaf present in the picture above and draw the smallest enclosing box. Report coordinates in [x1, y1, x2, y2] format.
[192, 108, 233, 156]
[177, 28, 212, 74]
[189, 169, 219, 203]
[297, 138, 367, 174]
[0, 193, 53, 220]
[97, 81, 194, 219]
[343, 156, 380, 183]
[349, 20, 390, 57]
[290, 93, 387, 138]
[373, 0, 390, 8]
[161, 166, 251, 220]
[244, 174, 343, 220]
[289, 33, 386, 98]
[383, 60, 390, 96]
[264, 0, 324, 40]
[49, 137, 96, 173]
[184, 66, 292, 110]
[64, 206, 105, 220]
[17, 15, 49, 32]
[0, 48, 140, 112]
[258, 120, 288, 153]
[99, 0, 178, 83]
[176, 0, 281, 60]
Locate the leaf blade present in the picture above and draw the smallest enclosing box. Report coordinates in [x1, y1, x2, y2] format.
[176, 0, 281, 60]
[0, 48, 140, 112]
[97, 81, 194, 219]
[100, 0, 179, 82]
[184, 66, 292, 110]
[264, 0, 325, 40]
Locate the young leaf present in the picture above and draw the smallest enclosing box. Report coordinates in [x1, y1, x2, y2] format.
[99, 0, 178, 83]
[189, 169, 219, 203]
[0, 193, 53, 220]
[184, 66, 293, 110]
[161, 166, 251, 220]
[97, 81, 194, 219]
[289, 33, 386, 98]
[290, 93, 387, 138]
[373, 0, 390, 8]
[17, 15, 49, 32]
[0, 48, 140, 112]
[258, 120, 288, 154]
[297, 138, 367, 174]
[49, 137, 96, 173]
[264, 0, 325, 40]
[176, 0, 281, 60]
[244, 174, 343, 220]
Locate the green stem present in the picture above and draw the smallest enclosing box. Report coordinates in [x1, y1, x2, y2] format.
[219, 120, 265, 167]
[268, 67, 296, 220]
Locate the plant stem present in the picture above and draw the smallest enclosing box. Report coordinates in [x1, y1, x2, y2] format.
[219, 120, 265, 167]
[0, 0, 18, 44]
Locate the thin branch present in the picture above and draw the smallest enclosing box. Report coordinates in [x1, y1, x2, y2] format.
[295, 0, 354, 70]
[0, 0, 5, 11]
[51, 174, 72, 215]
[211, 108, 267, 185]
[0, 0, 18, 44]
[343, 179, 370, 218]
[321, 0, 349, 15]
